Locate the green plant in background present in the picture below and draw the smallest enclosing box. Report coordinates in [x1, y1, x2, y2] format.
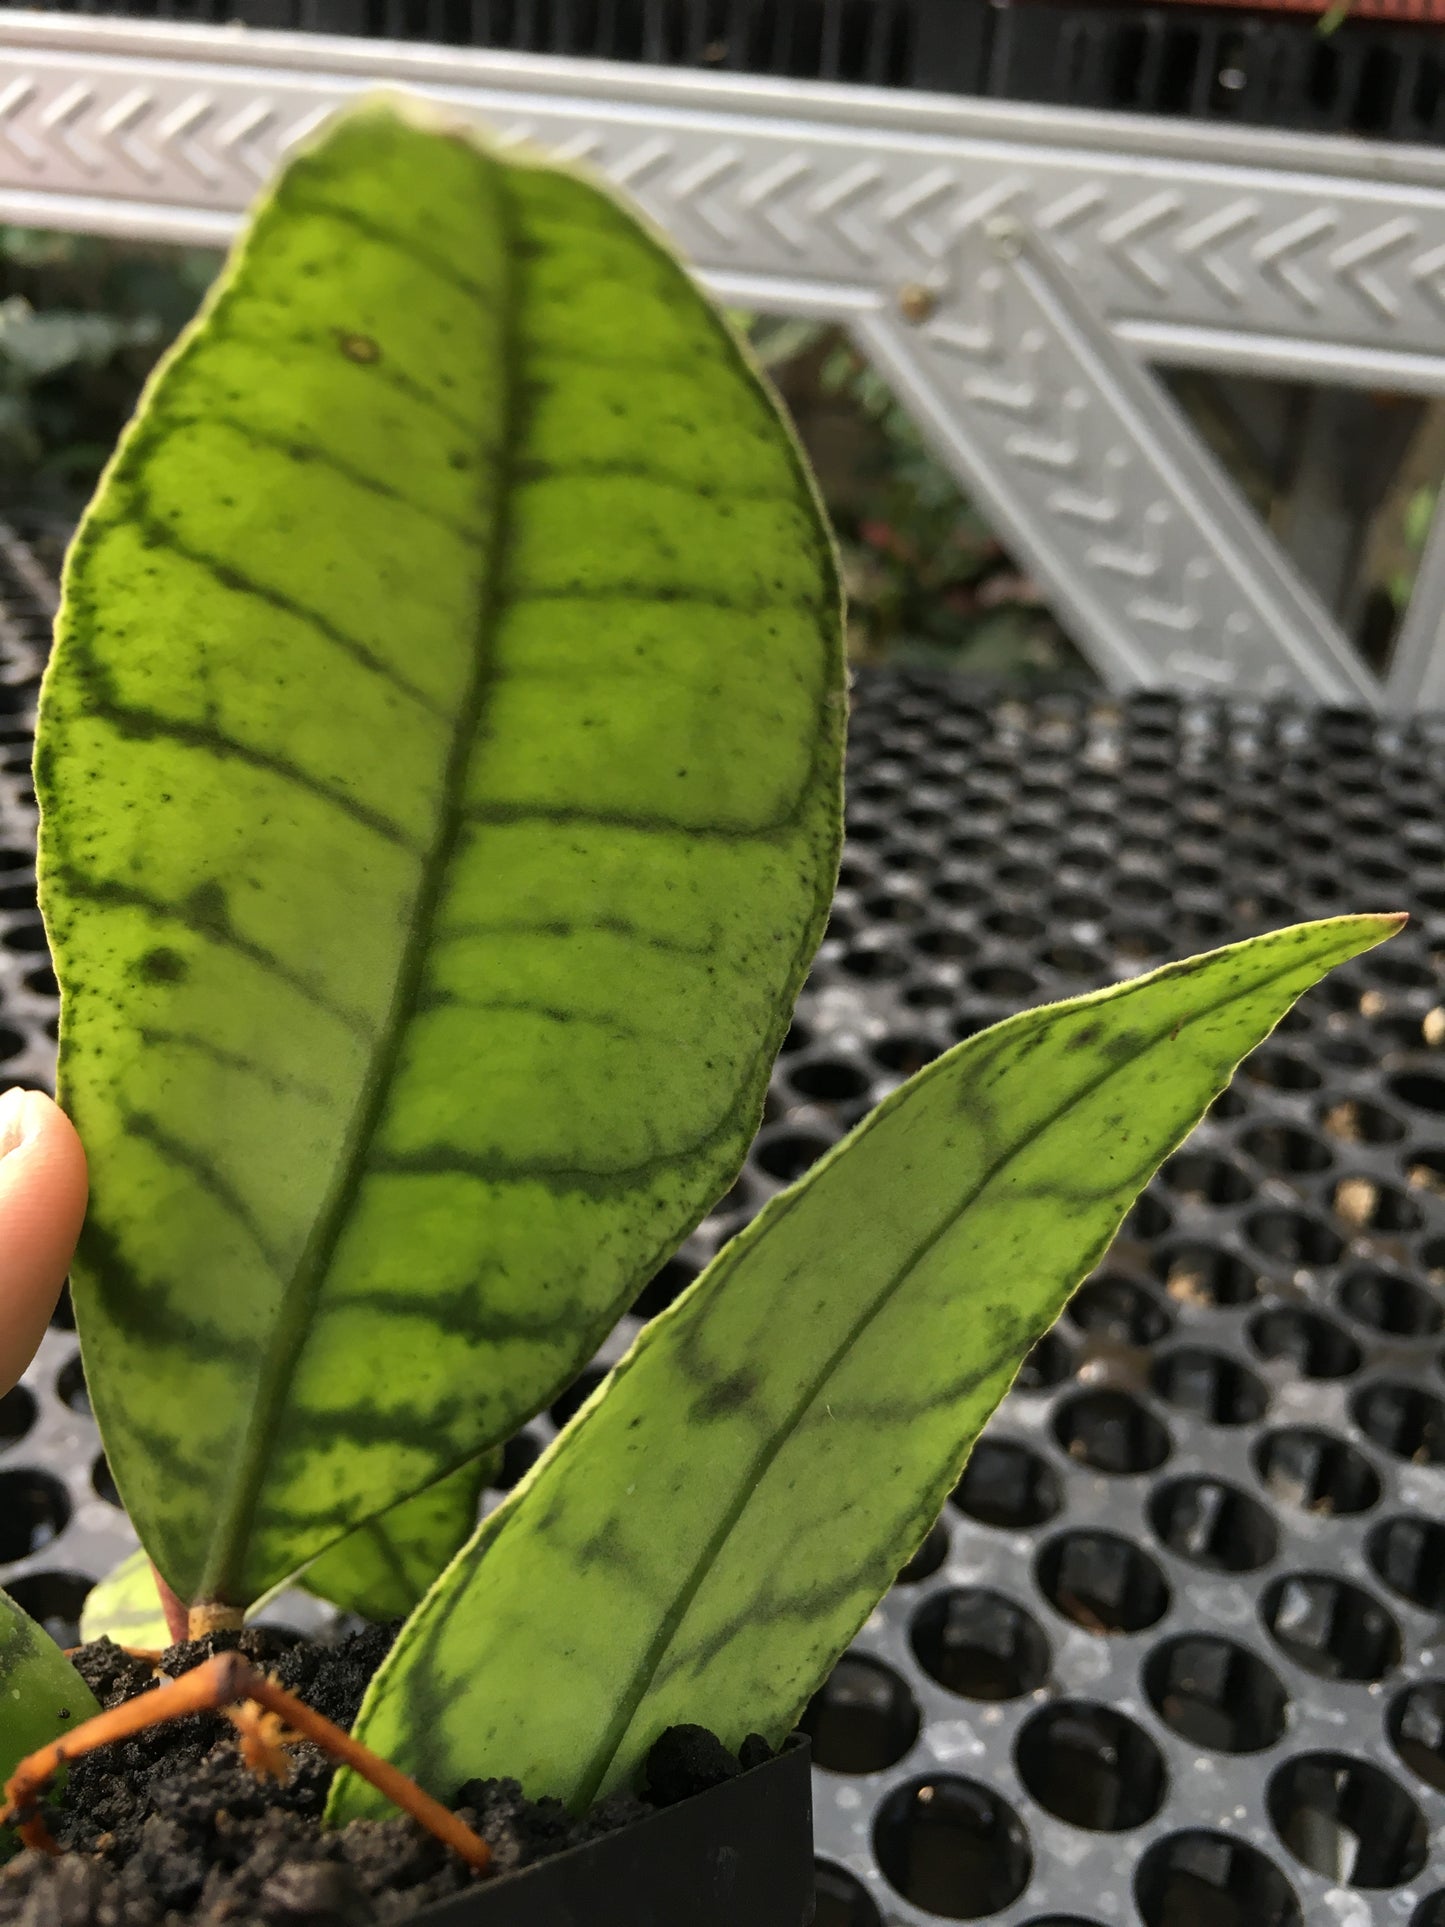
[1390, 481, 1439, 610]
[0, 227, 216, 507]
[0, 98, 1401, 1837]
[747, 317, 1079, 678]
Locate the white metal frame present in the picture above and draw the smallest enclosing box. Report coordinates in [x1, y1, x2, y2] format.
[3, 10, 1445, 705]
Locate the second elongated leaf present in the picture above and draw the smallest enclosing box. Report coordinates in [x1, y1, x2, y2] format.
[38, 101, 843, 1613]
[333, 914, 1399, 1816]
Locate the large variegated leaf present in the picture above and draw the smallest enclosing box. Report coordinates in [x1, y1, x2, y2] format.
[0, 1589, 99, 1813]
[333, 915, 1400, 1816]
[37, 100, 844, 1614]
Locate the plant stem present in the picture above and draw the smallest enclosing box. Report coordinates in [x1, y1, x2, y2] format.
[1, 1652, 491, 1874]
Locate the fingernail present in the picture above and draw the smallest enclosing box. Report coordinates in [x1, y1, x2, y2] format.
[0, 1087, 43, 1161]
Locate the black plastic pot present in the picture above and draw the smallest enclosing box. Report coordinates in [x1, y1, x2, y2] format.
[404, 1738, 814, 1927]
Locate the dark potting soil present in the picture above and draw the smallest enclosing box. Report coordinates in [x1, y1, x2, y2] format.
[0, 1626, 770, 1926]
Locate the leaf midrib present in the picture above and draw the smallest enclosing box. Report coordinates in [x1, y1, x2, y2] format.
[197, 161, 525, 1608]
[571, 947, 1322, 1804]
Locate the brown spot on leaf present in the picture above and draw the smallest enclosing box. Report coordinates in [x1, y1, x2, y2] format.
[337, 331, 381, 364]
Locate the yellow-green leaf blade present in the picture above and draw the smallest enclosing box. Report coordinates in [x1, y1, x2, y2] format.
[77, 1550, 170, 1650]
[38, 101, 844, 1611]
[302, 1454, 496, 1622]
[332, 915, 1400, 1816]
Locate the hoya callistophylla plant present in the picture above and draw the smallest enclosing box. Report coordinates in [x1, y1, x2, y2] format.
[35, 99, 845, 1632]
[332, 913, 1400, 1817]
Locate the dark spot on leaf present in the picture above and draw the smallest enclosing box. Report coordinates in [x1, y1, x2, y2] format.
[185, 880, 230, 935]
[1069, 1024, 1101, 1052]
[137, 947, 187, 985]
[693, 1368, 760, 1422]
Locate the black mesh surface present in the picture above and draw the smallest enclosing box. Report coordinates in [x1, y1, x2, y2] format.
[7, 1, 1445, 144]
[1, 519, 1443, 1920]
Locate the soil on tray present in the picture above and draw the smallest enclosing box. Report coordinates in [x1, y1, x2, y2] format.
[0, 1626, 769, 1926]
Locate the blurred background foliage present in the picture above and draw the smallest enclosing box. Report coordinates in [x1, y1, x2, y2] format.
[1, 224, 1438, 685]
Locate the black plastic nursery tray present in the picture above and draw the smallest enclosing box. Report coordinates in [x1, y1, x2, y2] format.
[406, 1739, 814, 1927]
[1, 516, 1444, 1925]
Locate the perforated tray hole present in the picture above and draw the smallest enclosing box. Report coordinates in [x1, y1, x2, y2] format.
[1366, 1515, 1445, 1610]
[1144, 1634, 1288, 1754]
[1151, 1347, 1268, 1424]
[1155, 1242, 1257, 1309]
[800, 1654, 921, 1775]
[1254, 1427, 1380, 1516]
[872, 1775, 1032, 1921]
[1248, 1306, 1362, 1380]
[1239, 1124, 1334, 1175]
[1, 919, 47, 954]
[786, 1057, 870, 1106]
[870, 1031, 942, 1080]
[1244, 1049, 1323, 1093]
[1389, 1070, 1445, 1116]
[0, 1383, 35, 1445]
[909, 1587, 1050, 1703]
[1135, 1832, 1301, 1927]
[1036, 1529, 1170, 1635]
[1122, 1192, 1172, 1241]
[1331, 1177, 1425, 1235]
[1015, 1329, 1074, 1394]
[91, 1454, 121, 1507]
[53, 1353, 89, 1415]
[0, 1469, 68, 1558]
[753, 1128, 834, 1184]
[1246, 1209, 1345, 1268]
[1054, 1389, 1171, 1474]
[1160, 1152, 1253, 1207]
[1404, 1147, 1445, 1197]
[632, 1256, 697, 1320]
[895, 1517, 949, 1584]
[812, 1862, 881, 1927]
[952, 1438, 1061, 1530]
[1150, 1475, 1277, 1573]
[4, 1569, 91, 1649]
[549, 1365, 608, 1430]
[1352, 1381, 1445, 1463]
[912, 926, 977, 967]
[1339, 1265, 1443, 1338]
[1261, 1573, 1401, 1682]
[1069, 1274, 1173, 1345]
[1388, 1682, 1445, 1795]
[1015, 1701, 1165, 1833]
[1267, 1752, 1427, 1888]
[492, 1432, 542, 1491]
[1411, 1893, 1445, 1927]
[1321, 1098, 1407, 1145]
